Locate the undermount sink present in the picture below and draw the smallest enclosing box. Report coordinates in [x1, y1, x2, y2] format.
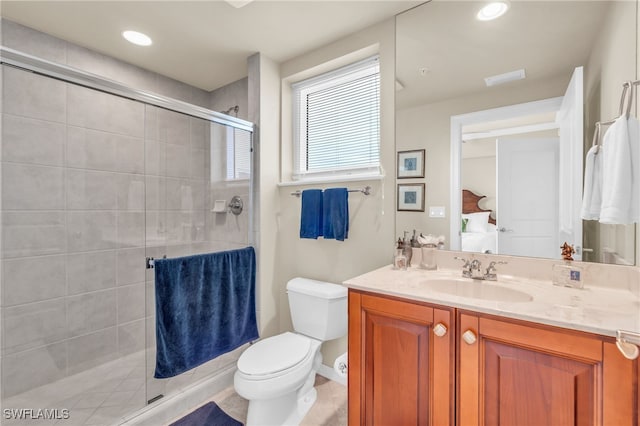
[423, 278, 533, 303]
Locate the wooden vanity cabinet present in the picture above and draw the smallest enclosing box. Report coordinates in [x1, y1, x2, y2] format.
[348, 290, 455, 425]
[458, 312, 627, 425]
[348, 290, 638, 426]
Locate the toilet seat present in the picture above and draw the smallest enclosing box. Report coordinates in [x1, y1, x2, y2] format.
[237, 332, 312, 379]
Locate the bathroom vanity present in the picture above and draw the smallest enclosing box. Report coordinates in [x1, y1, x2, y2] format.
[344, 265, 640, 425]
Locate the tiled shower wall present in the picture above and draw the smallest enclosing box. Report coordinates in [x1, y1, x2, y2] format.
[1, 19, 254, 402]
[1, 66, 149, 397]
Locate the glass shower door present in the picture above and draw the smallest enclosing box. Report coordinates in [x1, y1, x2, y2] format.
[144, 107, 253, 406]
[1, 65, 147, 425]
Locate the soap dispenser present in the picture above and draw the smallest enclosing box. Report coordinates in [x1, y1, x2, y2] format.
[402, 232, 413, 267]
[393, 238, 407, 270]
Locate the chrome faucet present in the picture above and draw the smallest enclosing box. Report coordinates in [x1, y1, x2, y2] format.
[455, 257, 507, 280]
[469, 259, 484, 279]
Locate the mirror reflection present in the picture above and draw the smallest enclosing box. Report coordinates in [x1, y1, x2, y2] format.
[395, 0, 637, 265]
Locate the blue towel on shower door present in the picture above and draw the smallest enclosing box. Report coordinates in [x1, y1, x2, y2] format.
[153, 247, 259, 379]
[300, 189, 323, 239]
[322, 188, 349, 241]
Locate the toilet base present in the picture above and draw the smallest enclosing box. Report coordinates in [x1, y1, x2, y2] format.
[245, 385, 317, 426]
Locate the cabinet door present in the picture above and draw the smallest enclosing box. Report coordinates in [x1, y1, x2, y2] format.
[348, 291, 454, 426]
[602, 342, 638, 426]
[459, 313, 603, 426]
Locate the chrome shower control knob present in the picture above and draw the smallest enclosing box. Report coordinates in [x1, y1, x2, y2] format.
[462, 330, 477, 345]
[433, 323, 448, 337]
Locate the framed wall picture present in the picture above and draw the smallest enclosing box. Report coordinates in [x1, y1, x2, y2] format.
[397, 149, 425, 178]
[397, 183, 425, 212]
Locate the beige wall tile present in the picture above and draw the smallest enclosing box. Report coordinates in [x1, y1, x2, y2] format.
[67, 289, 117, 337]
[117, 212, 145, 249]
[1, 20, 66, 63]
[117, 283, 146, 324]
[118, 319, 145, 356]
[117, 248, 146, 286]
[3, 163, 64, 210]
[2, 211, 66, 258]
[67, 85, 144, 138]
[3, 298, 67, 354]
[3, 114, 65, 166]
[2, 255, 66, 305]
[3, 67, 66, 123]
[66, 211, 117, 252]
[66, 251, 117, 295]
[67, 328, 118, 375]
[66, 169, 118, 210]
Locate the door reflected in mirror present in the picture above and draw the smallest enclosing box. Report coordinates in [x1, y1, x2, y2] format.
[395, 0, 637, 265]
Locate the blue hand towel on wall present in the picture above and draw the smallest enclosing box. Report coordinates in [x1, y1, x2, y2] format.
[323, 188, 349, 241]
[300, 189, 323, 239]
[154, 247, 259, 379]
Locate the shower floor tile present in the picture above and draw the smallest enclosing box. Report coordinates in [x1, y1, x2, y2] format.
[2, 351, 146, 426]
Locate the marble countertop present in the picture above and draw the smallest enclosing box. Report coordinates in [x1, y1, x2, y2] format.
[343, 265, 640, 338]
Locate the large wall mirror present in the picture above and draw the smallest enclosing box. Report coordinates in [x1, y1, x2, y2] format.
[395, 0, 638, 265]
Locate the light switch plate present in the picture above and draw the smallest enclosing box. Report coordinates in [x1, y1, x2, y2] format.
[429, 206, 446, 218]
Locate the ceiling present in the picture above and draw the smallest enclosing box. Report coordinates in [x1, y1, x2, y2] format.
[1, 0, 421, 92]
[396, 1, 613, 109]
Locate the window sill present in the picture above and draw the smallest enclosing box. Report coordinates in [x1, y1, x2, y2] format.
[278, 173, 384, 188]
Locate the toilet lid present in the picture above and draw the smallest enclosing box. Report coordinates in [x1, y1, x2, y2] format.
[238, 332, 312, 376]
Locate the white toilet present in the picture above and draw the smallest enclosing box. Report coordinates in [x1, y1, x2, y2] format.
[234, 277, 347, 426]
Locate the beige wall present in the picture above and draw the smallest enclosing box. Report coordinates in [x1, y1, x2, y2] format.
[584, 1, 637, 265]
[273, 19, 396, 365]
[248, 53, 282, 338]
[396, 75, 568, 247]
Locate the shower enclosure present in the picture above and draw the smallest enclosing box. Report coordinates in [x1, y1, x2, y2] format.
[0, 47, 254, 425]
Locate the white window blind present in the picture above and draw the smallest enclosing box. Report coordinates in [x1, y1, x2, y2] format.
[292, 56, 380, 180]
[226, 127, 251, 180]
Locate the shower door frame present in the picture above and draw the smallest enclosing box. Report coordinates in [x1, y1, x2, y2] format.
[0, 47, 254, 133]
[0, 45, 256, 418]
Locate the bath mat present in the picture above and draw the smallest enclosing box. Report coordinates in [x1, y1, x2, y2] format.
[170, 402, 243, 426]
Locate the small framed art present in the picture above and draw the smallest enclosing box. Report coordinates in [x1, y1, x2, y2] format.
[397, 183, 425, 212]
[397, 149, 425, 178]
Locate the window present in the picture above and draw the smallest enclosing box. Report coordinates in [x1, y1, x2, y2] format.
[292, 56, 380, 180]
[226, 127, 251, 180]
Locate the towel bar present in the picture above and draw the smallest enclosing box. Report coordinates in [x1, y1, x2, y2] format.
[290, 186, 371, 197]
[146, 255, 167, 269]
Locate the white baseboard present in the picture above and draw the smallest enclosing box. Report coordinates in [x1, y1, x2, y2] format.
[316, 363, 346, 387]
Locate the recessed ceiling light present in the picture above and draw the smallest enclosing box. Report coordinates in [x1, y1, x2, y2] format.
[477, 2, 509, 21]
[122, 30, 152, 47]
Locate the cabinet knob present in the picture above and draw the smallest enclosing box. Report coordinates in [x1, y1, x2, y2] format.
[462, 330, 477, 345]
[433, 323, 448, 337]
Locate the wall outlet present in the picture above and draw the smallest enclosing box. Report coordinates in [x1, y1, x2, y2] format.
[429, 206, 446, 218]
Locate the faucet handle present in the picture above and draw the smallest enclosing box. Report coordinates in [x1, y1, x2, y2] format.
[485, 260, 508, 280]
[486, 260, 507, 269]
[454, 256, 470, 267]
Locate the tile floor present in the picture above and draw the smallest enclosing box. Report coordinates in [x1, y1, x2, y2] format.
[1, 349, 241, 426]
[169, 375, 347, 426]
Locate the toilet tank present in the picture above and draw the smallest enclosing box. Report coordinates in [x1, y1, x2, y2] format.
[286, 277, 347, 341]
